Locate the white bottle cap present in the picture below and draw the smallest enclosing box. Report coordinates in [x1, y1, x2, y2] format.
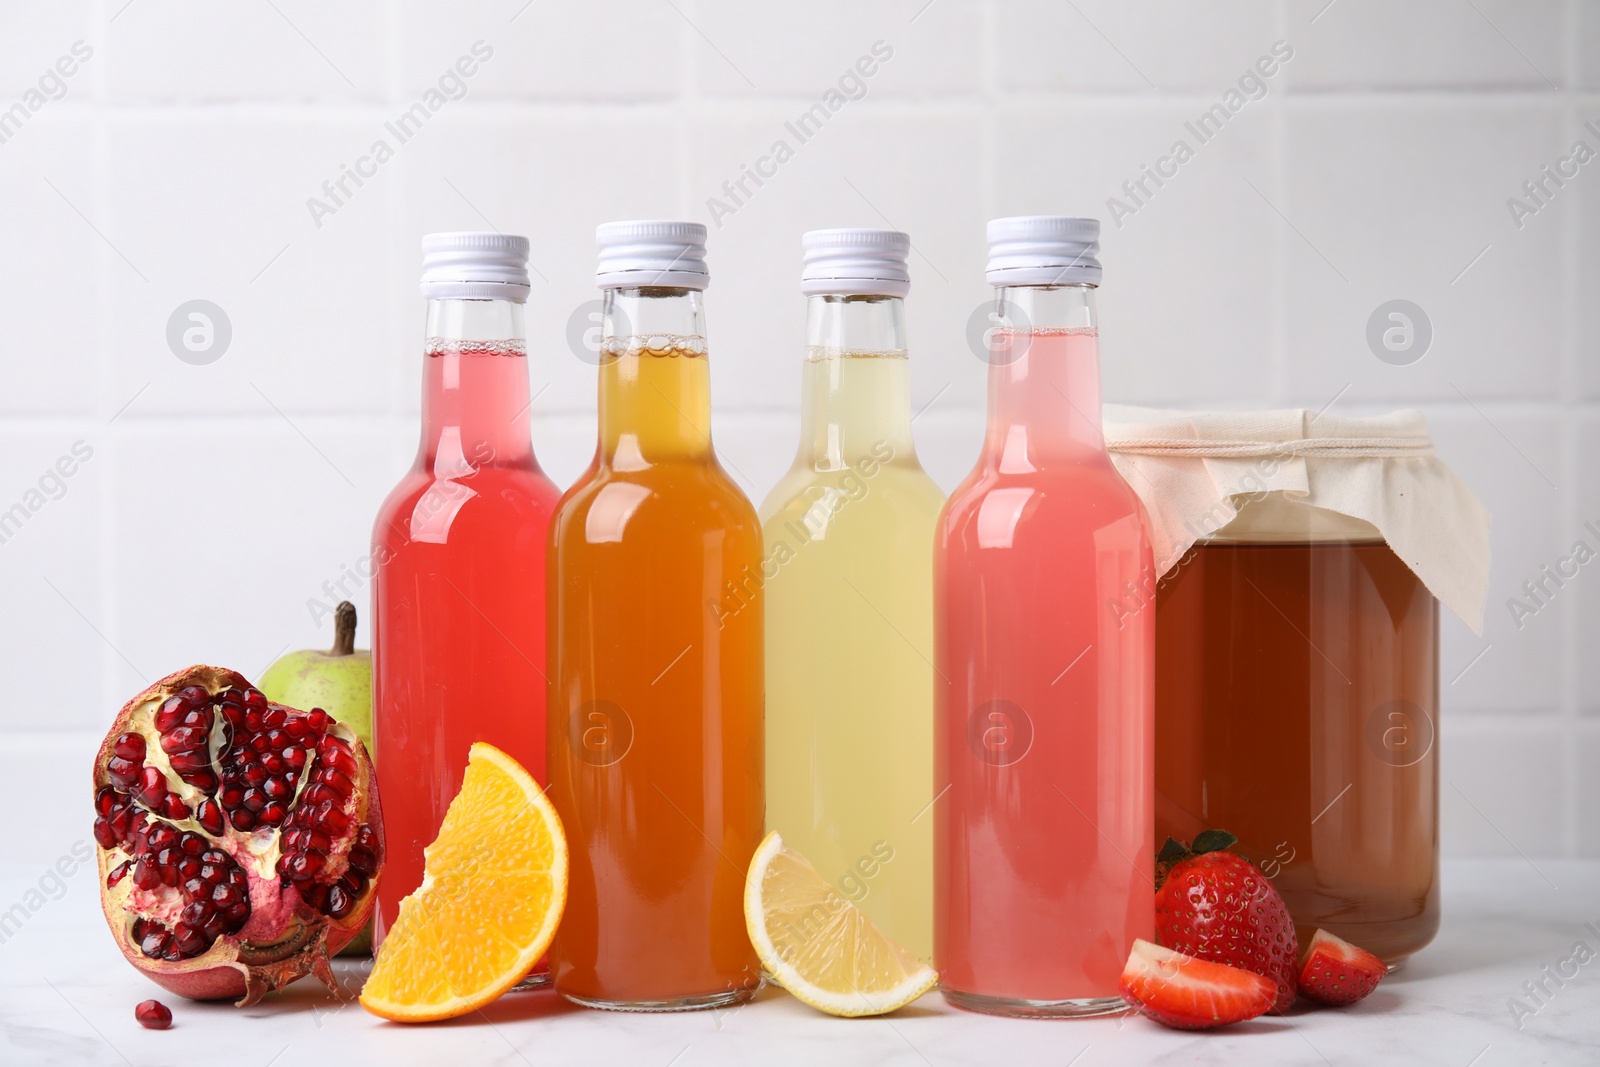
[419, 232, 531, 302]
[800, 228, 911, 298]
[985, 216, 1102, 287]
[595, 220, 709, 290]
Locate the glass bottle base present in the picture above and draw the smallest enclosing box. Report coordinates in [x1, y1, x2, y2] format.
[560, 983, 761, 1013]
[940, 986, 1128, 1019]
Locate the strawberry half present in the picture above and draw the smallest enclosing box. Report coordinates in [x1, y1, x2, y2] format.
[1154, 830, 1299, 1013]
[1120, 938, 1277, 1030]
[1297, 928, 1387, 1006]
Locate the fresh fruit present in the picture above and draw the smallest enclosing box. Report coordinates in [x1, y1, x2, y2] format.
[743, 830, 935, 1017]
[1120, 938, 1277, 1030]
[259, 600, 375, 956]
[134, 999, 172, 1029]
[1154, 829, 1298, 1013]
[93, 665, 384, 1006]
[1297, 928, 1387, 1006]
[359, 743, 566, 1023]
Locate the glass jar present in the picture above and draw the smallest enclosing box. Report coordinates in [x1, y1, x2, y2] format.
[1153, 491, 1439, 966]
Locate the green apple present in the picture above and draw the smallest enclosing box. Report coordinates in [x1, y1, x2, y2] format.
[260, 601, 373, 753]
[259, 599, 374, 954]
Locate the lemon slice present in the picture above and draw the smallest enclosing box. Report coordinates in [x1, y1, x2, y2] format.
[360, 743, 567, 1022]
[744, 830, 936, 1017]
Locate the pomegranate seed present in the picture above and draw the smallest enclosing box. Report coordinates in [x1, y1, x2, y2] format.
[107, 756, 140, 788]
[250, 734, 271, 754]
[240, 789, 266, 813]
[242, 688, 268, 712]
[139, 929, 170, 958]
[284, 718, 308, 739]
[298, 883, 330, 910]
[113, 733, 146, 761]
[259, 802, 287, 825]
[156, 697, 190, 732]
[325, 884, 353, 919]
[183, 769, 218, 793]
[264, 708, 287, 730]
[177, 685, 210, 706]
[132, 857, 161, 891]
[147, 824, 178, 852]
[173, 924, 209, 957]
[178, 858, 202, 881]
[201, 913, 227, 940]
[307, 708, 328, 732]
[219, 786, 245, 809]
[262, 777, 291, 801]
[167, 750, 209, 773]
[347, 847, 377, 875]
[356, 825, 379, 851]
[138, 766, 167, 808]
[160, 727, 201, 754]
[110, 806, 135, 838]
[196, 800, 225, 836]
[316, 769, 354, 797]
[201, 848, 228, 866]
[320, 806, 352, 834]
[182, 876, 207, 899]
[106, 860, 132, 888]
[180, 901, 208, 926]
[242, 763, 267, 786]
[285, 747, 308, 770]
[262, 753, 286, 775]
[244, 711, 264, 732]
[181, 707, 211, 730]
[161, 794, 189, 820]
[229, 809, 255, 832]
[211, 884, 240, 908]
[93, 817, 118, 849]
[288, 851, 325, 880]
[134, 998, 172, 1031]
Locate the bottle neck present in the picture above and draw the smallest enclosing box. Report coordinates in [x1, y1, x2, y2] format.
[798, 295, 914, 469]
[984, 284, 1105, 469]
[419, 299, 533, 473]
[598, 287, 713, 467]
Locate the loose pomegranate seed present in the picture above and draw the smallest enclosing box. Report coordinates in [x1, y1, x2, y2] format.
[134, 999, 172, 1029]
[106, 860, 132, 888]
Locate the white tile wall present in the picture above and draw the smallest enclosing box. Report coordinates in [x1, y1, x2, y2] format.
[0, 1, 1588, 859]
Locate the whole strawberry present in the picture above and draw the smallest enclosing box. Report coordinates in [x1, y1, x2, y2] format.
[1154, 830, 1298, 1013]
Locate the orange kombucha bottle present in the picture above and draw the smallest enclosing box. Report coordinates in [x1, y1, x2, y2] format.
[546, 221, 764, 1010]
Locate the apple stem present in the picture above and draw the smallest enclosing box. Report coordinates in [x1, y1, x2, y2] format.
[332, 601, 357, 657]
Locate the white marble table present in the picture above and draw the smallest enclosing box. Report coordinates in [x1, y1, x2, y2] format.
[4, 859, 1597, 1066]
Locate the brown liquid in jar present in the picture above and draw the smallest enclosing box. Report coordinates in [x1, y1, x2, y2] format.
[1154, 532, 1439, 964]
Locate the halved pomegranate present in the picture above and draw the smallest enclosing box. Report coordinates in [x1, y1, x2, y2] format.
[93, 665, 383, 1005]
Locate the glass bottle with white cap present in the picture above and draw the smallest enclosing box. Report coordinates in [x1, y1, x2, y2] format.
[371, 233, 561, 971]
[934, 216, 1155, 1016]
[761, 228, 945, 964]
[546, 220, 764, 1010]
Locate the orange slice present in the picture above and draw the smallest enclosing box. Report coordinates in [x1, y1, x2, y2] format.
[360, 743, 568, 1022]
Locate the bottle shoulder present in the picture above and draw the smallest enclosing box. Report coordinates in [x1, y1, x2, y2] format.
[554, 459, 760, 541]
[374, 464, 560, 546]
[939, 458, 1148, 541]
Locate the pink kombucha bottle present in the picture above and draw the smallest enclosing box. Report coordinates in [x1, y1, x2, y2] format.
[371, 234, 560, 967]
[934, 217, 1154, 1017]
